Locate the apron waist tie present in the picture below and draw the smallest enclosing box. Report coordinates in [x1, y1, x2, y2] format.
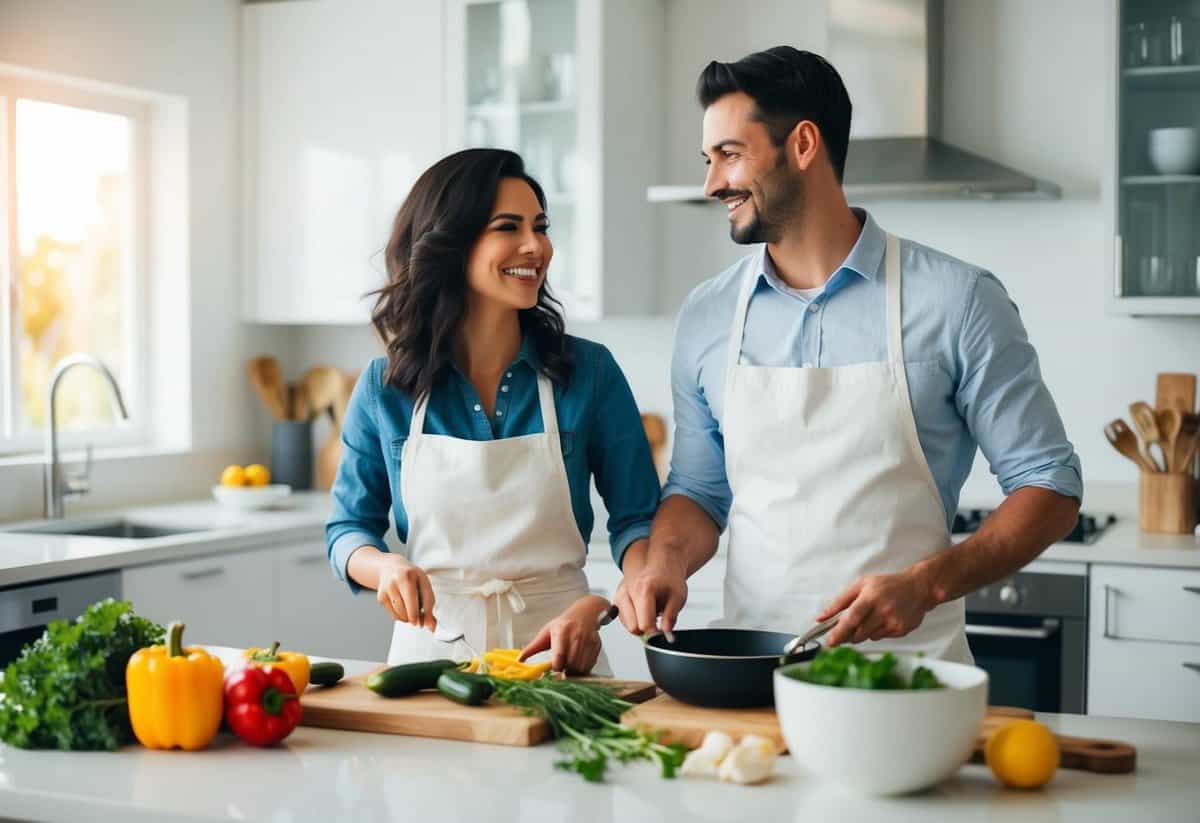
[429, 570, 587, 651]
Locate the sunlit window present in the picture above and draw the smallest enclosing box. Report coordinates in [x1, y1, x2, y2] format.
[1, 84, 142, 453]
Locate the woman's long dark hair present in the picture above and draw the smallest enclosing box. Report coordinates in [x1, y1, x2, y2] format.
[370, 148, 573, 401]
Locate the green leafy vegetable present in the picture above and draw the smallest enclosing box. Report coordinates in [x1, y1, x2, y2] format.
[785, 646, 943, 690]
[479, 676, 688, 782]
[0, 599, 165, 750]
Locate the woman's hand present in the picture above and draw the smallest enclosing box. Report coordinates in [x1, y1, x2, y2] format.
[375, 553, 437, 631]
[518, 595, 607, 674]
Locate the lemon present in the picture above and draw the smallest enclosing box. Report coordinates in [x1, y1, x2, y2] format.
[985, 719, 1060, 789]
[220, 465, 246, 487]
[244, 464, 271, 487]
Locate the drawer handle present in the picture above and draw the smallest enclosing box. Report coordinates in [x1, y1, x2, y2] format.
[295, 555, 326, 566]
[1185, 663, 1200, 674]
[1103, 584, 1121, 640]
[965, 620, 1059, 640]
[1184, 586, 1200, 596]
[180, 567, 225, 581]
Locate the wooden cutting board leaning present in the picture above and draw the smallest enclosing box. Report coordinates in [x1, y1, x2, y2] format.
[299, 670, 657, 746]
[621, 693, 1137, 774]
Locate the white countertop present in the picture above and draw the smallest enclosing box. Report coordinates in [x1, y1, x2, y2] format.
[0, 650, 1197, 823]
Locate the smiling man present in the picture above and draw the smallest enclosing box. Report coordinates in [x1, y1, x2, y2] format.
[613, 47, 1082, 661]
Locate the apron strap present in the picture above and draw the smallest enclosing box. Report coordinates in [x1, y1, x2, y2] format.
[884, 233, 905, 364]
[723, 249, 763, 397]
[410, 388, 431, 438]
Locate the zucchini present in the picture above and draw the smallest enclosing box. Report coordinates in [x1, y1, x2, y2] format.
[309, 661, 344, 687]
[365, 659, 459, 697]
[437, 670, 494, 706]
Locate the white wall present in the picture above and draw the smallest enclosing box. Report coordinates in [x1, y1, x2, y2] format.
[0, 0, 290, 520]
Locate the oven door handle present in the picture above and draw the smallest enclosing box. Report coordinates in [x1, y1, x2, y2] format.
[964, 619, 1060, 640]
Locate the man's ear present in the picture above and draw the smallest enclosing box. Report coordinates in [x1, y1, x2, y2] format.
[788, 120, 822, 172]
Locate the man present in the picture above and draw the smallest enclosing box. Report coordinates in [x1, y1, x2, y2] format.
[614, 47, 1081, 662]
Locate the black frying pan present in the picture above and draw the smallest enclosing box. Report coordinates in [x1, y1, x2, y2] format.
[643, 628, 820, 708]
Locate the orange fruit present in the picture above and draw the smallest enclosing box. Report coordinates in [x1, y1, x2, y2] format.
[985, 719, 1060, 789]
[244, 464, 271, 487]
[220, 465, 246, 487]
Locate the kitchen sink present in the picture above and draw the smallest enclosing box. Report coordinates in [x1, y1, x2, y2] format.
[2, 517, 206, 539]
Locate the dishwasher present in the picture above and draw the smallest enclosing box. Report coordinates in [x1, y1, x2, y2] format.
[0, 571, 121, 667]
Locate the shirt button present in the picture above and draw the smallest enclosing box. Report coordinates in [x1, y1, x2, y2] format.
[808, 304, 820, 314]
[506, 372, 512, 378]
[496, 410, 503, 417]
[473, 404, 481, 412]
[501, 385, 509, 393]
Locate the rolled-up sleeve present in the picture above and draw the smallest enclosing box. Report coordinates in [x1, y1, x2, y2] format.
[662, 293, 734, 531]
[326, 359, 392, 593]
[956, 272, 1083, 499]
[587, 345, 661, 568]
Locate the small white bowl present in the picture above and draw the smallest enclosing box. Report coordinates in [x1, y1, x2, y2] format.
[1149, 127, 1200, 175]
[774, 655, 988, 795]
[211, 484, 292, 510]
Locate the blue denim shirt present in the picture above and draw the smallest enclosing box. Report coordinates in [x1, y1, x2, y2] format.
[663, 208, 1083, 531]
[326, 336, 660, 592]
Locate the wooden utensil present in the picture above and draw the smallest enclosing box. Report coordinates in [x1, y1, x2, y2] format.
[1104, 418, 1159, 473]
[1156, 407, 1183, 473]
[247, 356, 289, 421]
[1177, 413, 1200, 468]
[1155, 372, 1197, 414]
[299, 669, 657, 746]
[1130, 401, 1166, 472]
[306, 367, 356, 490]
[289, 380, 311, 422]
[622, 694, 1137, 774]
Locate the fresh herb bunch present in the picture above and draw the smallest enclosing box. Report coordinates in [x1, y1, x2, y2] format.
[787, 646, 943, 690]
[484, 676, 688, 782]
[0, 598, 164, 750]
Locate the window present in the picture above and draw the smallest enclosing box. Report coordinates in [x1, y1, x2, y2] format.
[0, 74, 148, 455]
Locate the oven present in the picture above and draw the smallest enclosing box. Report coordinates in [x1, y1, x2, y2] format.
[956, 508, 1114, 715]
[0, 571, 121, 668]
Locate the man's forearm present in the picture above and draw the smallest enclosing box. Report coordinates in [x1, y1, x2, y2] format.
[621, 494, 721, 578]
[914, 486, 1080, 608]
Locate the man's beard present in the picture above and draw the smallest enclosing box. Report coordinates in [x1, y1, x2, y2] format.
[729, 155, 803, 245]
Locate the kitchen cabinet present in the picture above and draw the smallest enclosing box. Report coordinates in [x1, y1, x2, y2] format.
[1110, 0, 1200, 315]
[240, 0, 446, 324]
[274, 541, 391, 661]
[121, 547, 276, 648]
[1087, 563, 1200, 722]
[444, 0, 664, 320]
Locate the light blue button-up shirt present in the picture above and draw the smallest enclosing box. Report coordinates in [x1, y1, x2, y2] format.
[663, 209, 1083, 531]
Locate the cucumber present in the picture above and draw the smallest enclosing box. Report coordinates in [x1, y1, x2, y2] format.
[309, 661, 344, 687]
[365, 659, 459, 697]
[437, 670, 494, 706]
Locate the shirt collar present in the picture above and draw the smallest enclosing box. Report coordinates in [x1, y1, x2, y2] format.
[513, 333, 541, 372]
[755, 208, 886, 297]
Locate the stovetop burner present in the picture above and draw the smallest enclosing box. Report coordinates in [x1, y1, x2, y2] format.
[952, 508, 1117, 545]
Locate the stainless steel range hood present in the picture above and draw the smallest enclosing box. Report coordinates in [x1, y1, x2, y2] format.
[648, 0, 1059, 203]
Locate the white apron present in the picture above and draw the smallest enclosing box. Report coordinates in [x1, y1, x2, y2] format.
[720, 233, 972, 663]
[388, 370, 609, 674]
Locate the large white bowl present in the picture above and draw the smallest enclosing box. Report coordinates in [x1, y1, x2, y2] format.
[211, 484, 292, 510]
[774, 655, 988, 795]
[1149, 127, 1200, 175]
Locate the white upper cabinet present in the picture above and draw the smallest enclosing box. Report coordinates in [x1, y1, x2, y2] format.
[444, 0, 664, 320]
[241, 0, 446, 324]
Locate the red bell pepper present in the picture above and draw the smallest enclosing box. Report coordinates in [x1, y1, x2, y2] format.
[223, 664, 301, 746]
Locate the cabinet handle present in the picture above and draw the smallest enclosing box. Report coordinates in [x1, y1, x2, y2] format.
[965, 620, 1059, 640]
[1113, 234, 1124, 297]
[294, 555, 326, 566]
[1103, 584, 1120, 640]
[1184, 663, 1200, 674]
[180, 567, 225, 581]
[1184, 586, 1200, 596]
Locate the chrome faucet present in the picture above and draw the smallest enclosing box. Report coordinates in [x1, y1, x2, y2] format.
[44, 354, 130, 519]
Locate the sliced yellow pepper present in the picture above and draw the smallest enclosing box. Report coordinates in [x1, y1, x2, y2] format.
[464, 648, 552, 680]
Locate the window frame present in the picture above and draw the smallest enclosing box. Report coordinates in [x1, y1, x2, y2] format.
[0, 72, 152, 457]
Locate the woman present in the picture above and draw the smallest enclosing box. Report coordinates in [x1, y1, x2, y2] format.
[325, 148, 660, 674]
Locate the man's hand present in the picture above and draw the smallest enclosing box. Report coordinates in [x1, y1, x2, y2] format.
[817, 568, 937, 647]
[518, 595, 607, 674]
[375, 554, 437, 631]
[613, 555, 689, 638]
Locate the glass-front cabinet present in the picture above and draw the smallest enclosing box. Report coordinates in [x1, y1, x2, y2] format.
[445, 0, 664, 321]
[1114, 0, 1200, 313]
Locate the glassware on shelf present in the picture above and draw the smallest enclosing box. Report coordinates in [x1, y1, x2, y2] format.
[1127, 22, 1150, 66]
[1138, 255, 1176, 295]
[1169, 16, 1190, 65]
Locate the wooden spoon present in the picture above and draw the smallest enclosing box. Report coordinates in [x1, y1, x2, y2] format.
[290, 380, 311, 422]
[1156, 408, 1183, 473]
[1177, 412, 1200, 474]
[247, 356, 288, 421]
[1104, 418, 1158, 473]
[1129, 401, 1166, 472]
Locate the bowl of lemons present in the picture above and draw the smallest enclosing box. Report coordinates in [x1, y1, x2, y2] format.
[212, 464, 292, 510]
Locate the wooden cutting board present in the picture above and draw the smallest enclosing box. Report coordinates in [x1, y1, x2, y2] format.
[621, 694, 1136, 774]
[300, 670, 657, 746]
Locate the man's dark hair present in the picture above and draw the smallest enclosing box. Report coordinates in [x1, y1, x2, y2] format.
[697, 46, 852, 181]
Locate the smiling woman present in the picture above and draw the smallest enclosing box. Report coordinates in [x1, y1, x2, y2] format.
[326, 148, 660, 676]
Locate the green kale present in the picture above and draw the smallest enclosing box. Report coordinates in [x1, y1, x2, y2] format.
[786, 646, 943, 690]
[0, 598, 164, 750]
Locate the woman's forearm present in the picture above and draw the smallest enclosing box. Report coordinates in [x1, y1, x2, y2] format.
[346, 545, 393, 591]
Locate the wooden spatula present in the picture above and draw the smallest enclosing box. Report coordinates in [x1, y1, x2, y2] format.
[1155, 373, 1197, 414]
[247, 356, 288, 421]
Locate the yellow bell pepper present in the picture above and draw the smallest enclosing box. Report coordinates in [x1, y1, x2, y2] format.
[243, 642, 310, 694]
[125, 622, 224, 751]
[464, 648, 552, 680]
